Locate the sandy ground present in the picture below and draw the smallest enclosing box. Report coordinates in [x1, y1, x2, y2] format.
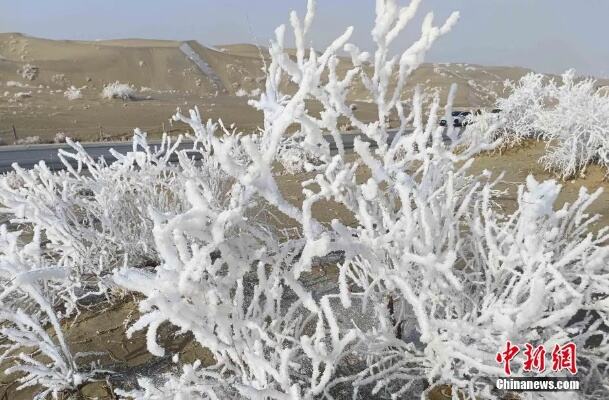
[0, 32, 573, 144]
[2, 139, 607, 399]
[275, 139, 609, 231]
[470, 140, 609, 230]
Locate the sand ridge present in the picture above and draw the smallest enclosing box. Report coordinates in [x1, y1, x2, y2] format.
[1, 32, 606, 143]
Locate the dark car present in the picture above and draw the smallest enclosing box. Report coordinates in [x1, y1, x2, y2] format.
[455, 111, 472, 127]
[439, 111, 462, 127]
[440, 111, 472, 127]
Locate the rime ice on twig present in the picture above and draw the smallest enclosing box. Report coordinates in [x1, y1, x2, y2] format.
[0, 1, 607, 399]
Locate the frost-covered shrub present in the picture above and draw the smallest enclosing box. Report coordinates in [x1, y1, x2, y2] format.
[0, 128, 232, 398]
[52, 74, 67, 85]
[343, 173, 609, 398]
[64, 85, 83, 100]
[102, 81, 136, 100]
[496, 72, 547, 147]
[115, 111, 335, 397]
[114, 361, 237, 399]
[459, 109, 504, 149]
[0, 310, 94, 400]
[113, 1, 609, 398]
[0, 227, 101, 399]
[496, 70, 609, 179]
[276, 136, 325, 174]
[110, 1, 482, 398]
[537, 70, 609, 179]
[0, 131, 229, 310]
[108, 1, 609, 399]
[0, 1, 608, 399]
[54, 132, 67, 143]
[13, 91, 32, 100]
[17, 64, 39, 81]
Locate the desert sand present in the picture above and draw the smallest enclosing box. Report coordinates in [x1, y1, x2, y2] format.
[0, 32, 574, 144]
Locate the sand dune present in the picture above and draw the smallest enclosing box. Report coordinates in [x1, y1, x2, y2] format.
[0, 32, 596, 143]
[0, 33, 217, 93]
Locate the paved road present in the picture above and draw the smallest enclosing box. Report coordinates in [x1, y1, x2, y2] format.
[0, 130, 405, 173]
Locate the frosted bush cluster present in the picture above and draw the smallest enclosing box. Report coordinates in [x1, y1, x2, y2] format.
[0, 132, 224, 306]
[63, 85, 83, 100]
[13, 91, 32, 100]
[114, 360, 233, 399]
[494, 70, 609, 179]
[54, 131, 67, 143]
[17, 64, 39, 81]
[102, 81, 137, 100]
[495, 72, 547, 146]
[536, 71, 609, 179]
[0, 132, 229, 397]
[0, 226, 103, 399]
[0, 1, 608, 399]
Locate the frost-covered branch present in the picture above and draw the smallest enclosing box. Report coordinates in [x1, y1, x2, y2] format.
[0, 1, 607, 399]
[0, 227, 101, 399]
[496, 70, 609, 179]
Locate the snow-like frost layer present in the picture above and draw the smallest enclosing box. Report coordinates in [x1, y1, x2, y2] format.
[495, 70, 609, 179]
[102, 81, 136, 100]
[0, 1, 607, 399]
[64, 85, 83, 100]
